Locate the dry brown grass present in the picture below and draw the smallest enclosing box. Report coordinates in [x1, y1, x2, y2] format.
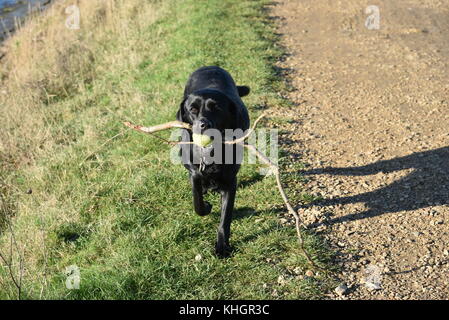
[0, 0, 163, 172]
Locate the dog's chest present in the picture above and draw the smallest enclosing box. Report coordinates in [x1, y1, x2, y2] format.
[189, 163, 220, 192]
[186, 143, 240, 192]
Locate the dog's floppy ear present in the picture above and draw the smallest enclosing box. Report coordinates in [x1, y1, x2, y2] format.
[176, 98, 190, 123]
[237, 86, 250, 97]
[227, 98, 250, 131]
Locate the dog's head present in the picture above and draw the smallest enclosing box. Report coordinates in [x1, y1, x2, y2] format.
[177, 88, 248, 135]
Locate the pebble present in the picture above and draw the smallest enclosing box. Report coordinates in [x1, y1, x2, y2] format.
[277, 275, 287, 285]
[361, 259, 370, 265]
[365, 281, 382, 291]
[305, 270, 314, 277]
[293, 267, 302, 275]
[335, 284, 349, 296]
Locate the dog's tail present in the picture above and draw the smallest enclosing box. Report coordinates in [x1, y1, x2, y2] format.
[237, 86, 250, 97]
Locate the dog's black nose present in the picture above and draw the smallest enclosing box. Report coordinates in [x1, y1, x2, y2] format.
[193, 118, 213, 134]
[199, 118, 211, 130]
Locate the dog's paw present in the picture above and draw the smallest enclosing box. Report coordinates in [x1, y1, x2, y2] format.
[202, 201, 212, 216]
[215, 241, 231, 258]
[196, 201, 212, 216]
[204, 201, 212, 215]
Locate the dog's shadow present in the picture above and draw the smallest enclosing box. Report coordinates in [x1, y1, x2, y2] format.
[237, 172, 265, 189]
[233, 206, 258, 220]
[301, 146, 449, 225]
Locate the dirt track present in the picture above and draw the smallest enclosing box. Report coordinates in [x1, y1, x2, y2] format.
[271, 0, 449, 299]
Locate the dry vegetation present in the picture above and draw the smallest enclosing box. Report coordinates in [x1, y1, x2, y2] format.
[1, 0, 167, 298]
[0, 0, 162, 169]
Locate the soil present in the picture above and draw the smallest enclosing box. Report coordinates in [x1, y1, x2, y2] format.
[271, 0, 449, 299]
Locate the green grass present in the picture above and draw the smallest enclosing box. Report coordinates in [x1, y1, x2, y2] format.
[0, 0, 335, 299]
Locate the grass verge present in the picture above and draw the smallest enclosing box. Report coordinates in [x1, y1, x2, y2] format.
[0, 0, 335, 299]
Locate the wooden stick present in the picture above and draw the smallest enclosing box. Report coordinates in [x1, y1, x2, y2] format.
[123, 112, 265, 146]
[123, 114, 326, 270]
[241, 142, 325, 271]
[123, 120, 195, 146]
[123, 120, 191, 133]
[0, 204, 23, 299]
[224, 112, 266, 145]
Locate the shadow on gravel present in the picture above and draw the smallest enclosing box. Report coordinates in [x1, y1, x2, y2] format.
[302, 146, 449, 226]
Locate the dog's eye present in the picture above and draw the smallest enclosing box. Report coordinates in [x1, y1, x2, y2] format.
[206, 101, 216, 110]
[188, 102, 200, 114]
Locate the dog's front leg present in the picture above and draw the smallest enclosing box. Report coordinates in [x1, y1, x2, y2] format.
[191, 174, 212, 216]
[215, 179, 237, 258]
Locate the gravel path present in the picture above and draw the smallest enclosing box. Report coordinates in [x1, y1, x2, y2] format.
[271, 0, 449, 299]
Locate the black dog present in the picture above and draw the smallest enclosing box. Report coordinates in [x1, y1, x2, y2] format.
[177, 66, 250, 257]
